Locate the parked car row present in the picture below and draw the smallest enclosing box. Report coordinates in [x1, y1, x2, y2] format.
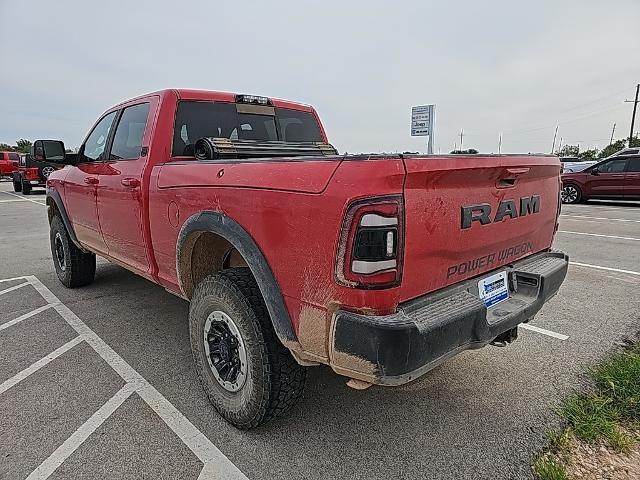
[0, 146, 63, 194]
[561, 148, 640, 203]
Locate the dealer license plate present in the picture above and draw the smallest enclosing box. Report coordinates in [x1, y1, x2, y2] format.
[478, 271, 509, 308]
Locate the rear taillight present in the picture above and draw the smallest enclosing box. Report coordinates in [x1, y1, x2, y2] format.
[336, 195, 404, 289]
[25, 168, 39, 180]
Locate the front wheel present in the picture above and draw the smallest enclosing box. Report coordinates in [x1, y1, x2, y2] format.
[13, 180, 22, 192]
[561, 184, 582, 204]
[189, 267, 306, 429]
[50, 216, 96, 288]
[21, 182, 31, 195]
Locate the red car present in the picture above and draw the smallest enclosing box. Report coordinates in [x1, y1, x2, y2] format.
[0, 151, 20, 178]
[41, 89, 568, 428]
[561, 149, 640, 203]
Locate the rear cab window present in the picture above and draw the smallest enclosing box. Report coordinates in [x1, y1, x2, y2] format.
[172, 101, 323, 157]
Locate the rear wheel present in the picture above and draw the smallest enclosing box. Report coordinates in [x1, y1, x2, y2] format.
[50, 216, 96, 288]
[189, 267, 306, 429]
[13, 179, 22, 192]
[21, 182, 31, 195]
[561, 184, 582, 204]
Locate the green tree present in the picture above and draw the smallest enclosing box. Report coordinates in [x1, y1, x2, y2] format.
[578, 149, 598, 160]
[599, 139, 628, 158]
[0, 143, 14, 152]
[15, 139, 32, 154]
[558, 145, 579, 157]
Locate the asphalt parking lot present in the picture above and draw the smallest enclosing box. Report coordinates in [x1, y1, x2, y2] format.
[1, 181, 639, 480]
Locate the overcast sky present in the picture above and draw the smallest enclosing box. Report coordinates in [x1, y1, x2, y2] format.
[1, 0, 639, 154]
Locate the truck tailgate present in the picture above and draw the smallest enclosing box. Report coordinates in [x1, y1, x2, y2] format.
[400, 154, 560, 302]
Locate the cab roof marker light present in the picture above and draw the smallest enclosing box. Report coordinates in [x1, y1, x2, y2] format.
[236, 94, 271, 106]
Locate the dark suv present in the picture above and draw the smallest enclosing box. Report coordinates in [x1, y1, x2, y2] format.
[561, 149, 640, 203]
[12, 141, 65, 194]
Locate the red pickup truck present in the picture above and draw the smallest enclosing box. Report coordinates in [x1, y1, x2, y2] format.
[42, 89, 568, 429]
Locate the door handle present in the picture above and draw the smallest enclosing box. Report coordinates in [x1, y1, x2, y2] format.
[121, 177, 140, 188]
[497, 168, 530, 188]
[84, 177, 99, 185]
[505, 167, 530, 175]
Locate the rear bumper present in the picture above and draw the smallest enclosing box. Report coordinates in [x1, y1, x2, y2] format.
[330, 250, 569, 386]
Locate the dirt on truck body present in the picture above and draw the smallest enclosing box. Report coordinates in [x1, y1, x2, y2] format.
[40, 88, 568, 428]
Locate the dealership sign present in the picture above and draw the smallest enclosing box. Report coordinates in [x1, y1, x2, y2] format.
[410, 105, 434, 136]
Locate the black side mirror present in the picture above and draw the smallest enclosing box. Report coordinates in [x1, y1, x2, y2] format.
[591, 167, 600, 176]
[32, 140, 72, 164]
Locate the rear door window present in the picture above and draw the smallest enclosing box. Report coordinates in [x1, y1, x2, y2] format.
[9, 153, 20, 161]
[626, 158, 640, 172]
[109, 103, 150, 160]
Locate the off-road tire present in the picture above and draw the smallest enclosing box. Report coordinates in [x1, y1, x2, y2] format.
[189, 267, 306, 429]
[21, 182, 31, 195]
[50, 215, 96, 288]
[13, 180, 22, 192]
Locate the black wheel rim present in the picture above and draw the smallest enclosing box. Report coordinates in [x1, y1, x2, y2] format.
[203, 311, 247, 392]
[54, 232, 66, 272]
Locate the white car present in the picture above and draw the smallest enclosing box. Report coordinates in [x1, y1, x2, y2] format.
[562, 160, 598, 173]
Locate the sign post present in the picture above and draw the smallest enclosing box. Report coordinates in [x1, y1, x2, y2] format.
[411, 105, 435, 154]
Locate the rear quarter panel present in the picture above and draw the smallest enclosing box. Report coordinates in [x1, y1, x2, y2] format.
[148, 157, 405, 358]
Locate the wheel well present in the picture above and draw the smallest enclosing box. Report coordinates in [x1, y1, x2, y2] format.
[46, 197, 57, 224]
[178, 231, 249, 299]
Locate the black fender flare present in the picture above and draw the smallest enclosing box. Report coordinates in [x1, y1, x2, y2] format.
[46, 188, 83, 249]
[177, 211, 299, 346]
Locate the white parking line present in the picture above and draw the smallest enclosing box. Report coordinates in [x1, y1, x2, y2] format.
[0, 304, 56, 331]
[571, 262, 640, 277]
[1, 191, 46, 206]
[0, 282, 29, 296]
[561, 214, 640, 223]
[22, 275, 248, 480]
[26, 383, 136, 480]
[0, 336, 83, 395]
[0, 276, 29, 283]
[520, 324, 569, 340]
[558, 230, 640, 242]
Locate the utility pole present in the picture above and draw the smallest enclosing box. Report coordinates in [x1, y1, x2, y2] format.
[498, 132, 502, 154]
[459, 129, 464, 150]
[625, 83, 640, 147]
[609, 123, 616, 145]
[551, 125, 559, 154]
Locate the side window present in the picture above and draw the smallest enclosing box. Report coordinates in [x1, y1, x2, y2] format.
[599, 159, 627, 173]
[82, 111, 117, 162]
[109, 103, 150, 160]
[627, 158, 640, 172]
